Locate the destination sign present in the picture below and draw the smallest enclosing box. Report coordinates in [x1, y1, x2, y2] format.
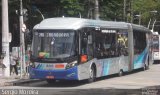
[37, 33, 71, 37]
[102, 30, 116, 33]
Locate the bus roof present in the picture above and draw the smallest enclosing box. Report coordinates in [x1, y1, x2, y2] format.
[131, 24, 151, 33]
[33, 17, 128, 30]
[152, 32, 159, 35]
[33, 17, 151, 33]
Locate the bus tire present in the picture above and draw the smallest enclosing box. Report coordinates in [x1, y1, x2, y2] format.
[46, 79, 56, 84]
[118, 69, 123, 77]
[88, 65, 96, 83]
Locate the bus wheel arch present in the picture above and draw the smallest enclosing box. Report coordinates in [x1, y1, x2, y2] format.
[88, 63, 97, 83]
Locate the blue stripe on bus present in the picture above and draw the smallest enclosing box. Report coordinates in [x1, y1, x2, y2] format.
[36, 64, 44, 69]
[29, 66, 78, 80]
[103, 60, 111, 76]
[134, 48, 148, 69]
[103, 63, 110, 76]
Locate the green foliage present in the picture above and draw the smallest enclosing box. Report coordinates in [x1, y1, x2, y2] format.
[6, 0, 160, 26]
[2, 0, 160, 48]
[133, 0, 160, 25]
[100, 0, 123, 21]
[60, 0, 84, 17]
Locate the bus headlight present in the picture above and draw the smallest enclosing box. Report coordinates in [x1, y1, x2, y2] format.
[66, 61, 77, 69]
[30, 62, 35, 68]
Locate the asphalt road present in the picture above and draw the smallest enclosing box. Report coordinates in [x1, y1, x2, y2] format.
[1, 64, 160, 95]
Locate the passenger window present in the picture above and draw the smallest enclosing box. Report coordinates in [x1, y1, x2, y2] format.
[95, 29, 128, 59]
[117, 31, 128, 56]
[133, 31, 146, 54]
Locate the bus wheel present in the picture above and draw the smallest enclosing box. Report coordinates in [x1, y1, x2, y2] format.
[88, 66, 96, 83]
[46, 79, 56, 84]
[118, 70, 123, 77]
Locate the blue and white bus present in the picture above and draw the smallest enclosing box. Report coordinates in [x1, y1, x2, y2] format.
[29, 17, 152, 83]
[151, 32, 160, 63]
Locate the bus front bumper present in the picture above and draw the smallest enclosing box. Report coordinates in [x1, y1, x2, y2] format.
[29, 66, 78, 80]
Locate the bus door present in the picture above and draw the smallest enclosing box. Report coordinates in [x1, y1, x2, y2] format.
[80, 28, 94, 63]
[77, 28, 95, 80]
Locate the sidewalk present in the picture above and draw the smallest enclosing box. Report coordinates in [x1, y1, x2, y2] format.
[0, 75, 20, 86]
[0, 68, 41, 86]
[0, 72, 30, 86]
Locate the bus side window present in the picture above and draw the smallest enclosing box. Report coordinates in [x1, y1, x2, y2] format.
[94, 31, 105, 58]
[81, 32, 88, 54]
[117, 32, 128, 56]
[95, 43, 104, 58]
[133, 31, 146, 54]
[87, 33, 93, 59]
[103, 32, 117, 58]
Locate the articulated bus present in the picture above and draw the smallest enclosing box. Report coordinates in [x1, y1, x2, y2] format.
[152, 32, 160, 63]
[29, 17, 152, 83]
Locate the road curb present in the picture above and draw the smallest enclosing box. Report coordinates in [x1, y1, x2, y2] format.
[12, 79, 43, 86]
[1, 79, 43, 86]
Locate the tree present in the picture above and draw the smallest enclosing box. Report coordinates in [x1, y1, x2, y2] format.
[1, 0, 160, 49]
[60, 0, 84, 17]
[133, 0, 158, 26]
[99, 0, 124, 21]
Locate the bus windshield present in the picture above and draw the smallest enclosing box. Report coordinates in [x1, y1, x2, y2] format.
[32, 30, 75, 59]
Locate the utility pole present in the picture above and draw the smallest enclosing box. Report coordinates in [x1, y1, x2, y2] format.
[123, 0, 126, 21]
[130, 0, 133, 23]
[94, 0, 99, 20]
[138, 12, 141, 25]
[19, 0, 26, 78]
[2, 0, 10, 77]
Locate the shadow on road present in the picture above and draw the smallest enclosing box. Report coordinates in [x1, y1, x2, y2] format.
[16, 67, 153, 88]
[18, 74, 121, 88]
